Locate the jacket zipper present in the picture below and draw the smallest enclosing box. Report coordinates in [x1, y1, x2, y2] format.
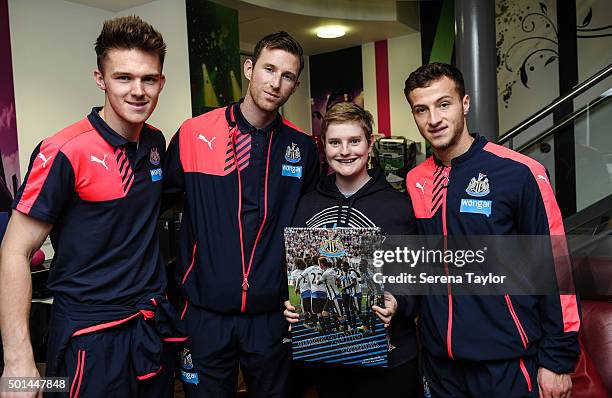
[232, 127, 274, 313]
[440, 166, 453, 360]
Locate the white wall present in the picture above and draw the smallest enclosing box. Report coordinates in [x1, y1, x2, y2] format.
[9, 0, 112, 175]
[9, 0, 193, 178]
[387, 33, 422, 146]
[9, 0, 114, 257]
[361, 41, 378, 129]
[281, 57, 312, 132]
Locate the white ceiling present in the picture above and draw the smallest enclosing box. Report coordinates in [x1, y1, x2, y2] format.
[66, 0, 157, 11]
[65, 0, 419, 55]
[238, 0, 399, 21]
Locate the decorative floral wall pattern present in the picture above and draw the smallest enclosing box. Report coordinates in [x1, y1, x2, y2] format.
[496, 0, 612, 108]
[576, 6, 612, 39]
[575, 0, 612, 80]
[496, 1, 558, 108]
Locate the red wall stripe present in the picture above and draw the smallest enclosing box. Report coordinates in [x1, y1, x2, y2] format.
[375, 40, 391, 137]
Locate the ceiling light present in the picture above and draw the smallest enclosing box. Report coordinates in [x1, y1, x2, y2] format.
[316, 25, 347, 39]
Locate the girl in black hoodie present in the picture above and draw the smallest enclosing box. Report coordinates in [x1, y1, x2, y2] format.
[285, 102, 419, 397]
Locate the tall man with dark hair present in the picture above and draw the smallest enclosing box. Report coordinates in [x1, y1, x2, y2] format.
[164, 31, 319, 397]
[403, 63, 580, 398]
[0, 16, 184, 398]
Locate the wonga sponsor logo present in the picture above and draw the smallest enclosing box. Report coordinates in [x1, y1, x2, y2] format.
[180, 369, 199, 385]
[150, 168, 163, 182]
[459, 198, 492, 217]
[281, 164, 302, 179]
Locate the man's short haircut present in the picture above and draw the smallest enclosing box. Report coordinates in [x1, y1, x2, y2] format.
[95, 15, 166, 72]
[321, 102, 374, 143]
[404, 62, 466, 104]
[252, 31, 304, 77]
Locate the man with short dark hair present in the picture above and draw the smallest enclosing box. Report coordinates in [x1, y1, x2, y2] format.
[0, 16, 184, 398]
[403, 62, 580, 398]
[164, 31, 318, 397]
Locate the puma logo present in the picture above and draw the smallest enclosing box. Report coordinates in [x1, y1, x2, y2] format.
[537, 174, 549, 184]
[90, 154, 108, 170]
[37, 153, 52, 168]
[416, 180, 427, 195]
[198, 134, 216, 150]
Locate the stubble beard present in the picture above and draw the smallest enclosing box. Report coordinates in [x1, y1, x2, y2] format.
[248, 83, 283, 113]
[430, 126, 462, 152]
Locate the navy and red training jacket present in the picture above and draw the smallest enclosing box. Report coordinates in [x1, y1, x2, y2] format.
[164, 103, 318, 315]
[405, 134, 580, 374]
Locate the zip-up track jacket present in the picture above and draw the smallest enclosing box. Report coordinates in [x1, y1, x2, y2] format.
[164, 105, 318, 314]
[405, 135, 580, 374]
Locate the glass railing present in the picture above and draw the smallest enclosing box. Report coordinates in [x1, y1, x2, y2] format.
[497, 63, 612, 222]
[498, 65, 612, 300]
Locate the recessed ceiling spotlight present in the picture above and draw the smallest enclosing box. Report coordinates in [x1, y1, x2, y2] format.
[316, 25, 347, 39]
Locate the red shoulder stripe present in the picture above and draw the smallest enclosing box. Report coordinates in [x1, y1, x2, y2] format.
[179, 108, 234, 176]
[16, 118, 93, 215]
[483, 142, 580, 333]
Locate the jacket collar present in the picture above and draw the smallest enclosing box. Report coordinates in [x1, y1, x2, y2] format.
[225, 100, 281, 134]
[432, 133, 487, 167]
[87, 107, 133, 147]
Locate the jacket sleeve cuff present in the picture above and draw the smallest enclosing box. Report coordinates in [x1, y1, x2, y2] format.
[536, 335, 580, 374]
[394, 295, 417, 318]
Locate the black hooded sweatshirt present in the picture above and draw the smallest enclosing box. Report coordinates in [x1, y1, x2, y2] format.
[293, 168, 418, 367]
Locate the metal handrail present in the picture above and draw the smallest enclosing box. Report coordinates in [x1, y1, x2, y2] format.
[497, 63, 612, 145]
[514, 93, 611, 152]
[567, 226, 612, 255]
